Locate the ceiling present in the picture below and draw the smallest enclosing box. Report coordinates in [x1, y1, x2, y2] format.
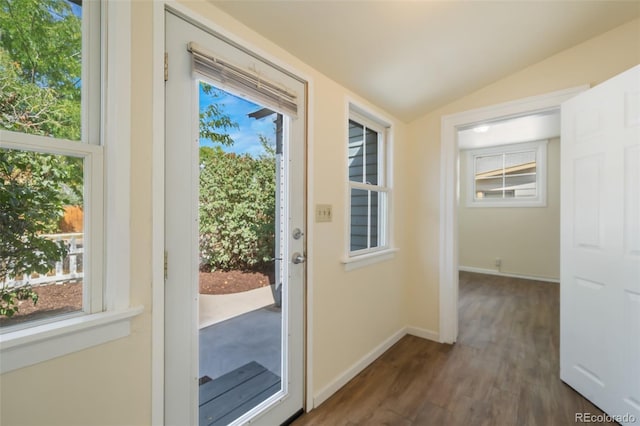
[458, 110, 560, 150]
[210, 1, 639, 122]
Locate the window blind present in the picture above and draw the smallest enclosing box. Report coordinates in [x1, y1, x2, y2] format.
[187, 42, 298, 117]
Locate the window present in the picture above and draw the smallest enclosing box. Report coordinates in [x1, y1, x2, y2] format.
[0, 0, 139, 373]
[465, 140, 547, 207]
[347, 108, 390, 257]
[0, 0, 102, 329]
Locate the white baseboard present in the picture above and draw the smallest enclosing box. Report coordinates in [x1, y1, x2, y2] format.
[312, 327, 406, 408]
[312, 326, 441, 408]
[459, 266, 559, 283]
[405, 326, 440, 343]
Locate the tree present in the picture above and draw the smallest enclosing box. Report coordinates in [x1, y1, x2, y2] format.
[199, 82, 239, 146]
[199, 142, 276, 271]
[198, 83, 280, 271]
[0, 0, 82, 317]
[0, 0, 81, 139]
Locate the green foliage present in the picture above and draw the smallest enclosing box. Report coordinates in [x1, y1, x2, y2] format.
[199, 82, 239, 146]
[0, 149, 74, 281]
[0, 0, 81, 317]
[0, 0, 81, 92]
[199, 145, 276, 271]
[0, 0, 81, 139]
[0, 285, 38, 318]
[0, 49, 80, 139]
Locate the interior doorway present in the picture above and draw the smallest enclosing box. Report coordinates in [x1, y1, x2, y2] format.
[438, 86, 587, 344]
[456, 110, 561, 281]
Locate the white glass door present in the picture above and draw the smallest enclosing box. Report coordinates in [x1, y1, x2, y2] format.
[164, 9, 305, 425]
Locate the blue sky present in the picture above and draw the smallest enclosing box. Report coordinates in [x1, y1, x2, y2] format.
[198, 82, 276, 157]
[69, 2, 81, 17]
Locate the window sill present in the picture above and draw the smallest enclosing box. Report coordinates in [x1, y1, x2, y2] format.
[342, 248, 399, 271]
[0, 306, 144, 374]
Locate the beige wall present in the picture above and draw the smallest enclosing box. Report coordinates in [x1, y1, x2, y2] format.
[405, 18, 640, 333]
[459, 137, 560, 280]
[1, 3, 638, 424]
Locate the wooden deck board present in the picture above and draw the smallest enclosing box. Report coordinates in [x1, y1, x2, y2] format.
[199, 361, 280, 426]
[211, 381, 281, 426]
[199, 361, 266, 405]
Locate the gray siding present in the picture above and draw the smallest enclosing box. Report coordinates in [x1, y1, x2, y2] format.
[348, 119, 380, 251]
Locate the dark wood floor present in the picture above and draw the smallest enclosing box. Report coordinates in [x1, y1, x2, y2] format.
[293, 272, 615, 426]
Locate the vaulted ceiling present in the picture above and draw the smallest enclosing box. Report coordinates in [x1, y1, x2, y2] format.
[211, 1, 640, 122]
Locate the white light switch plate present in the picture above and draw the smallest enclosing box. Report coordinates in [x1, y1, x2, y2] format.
[315, 204, 332, 222]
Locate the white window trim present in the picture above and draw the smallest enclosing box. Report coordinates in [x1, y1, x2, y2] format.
[464, 140, 548, 208]
[342, 247, 399, 271]
[0, 0, 141, 374]
[344, 102, 395, 269]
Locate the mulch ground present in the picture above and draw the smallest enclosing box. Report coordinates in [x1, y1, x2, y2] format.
[0, 281, 83, 327]
[0, 270, 272, 328]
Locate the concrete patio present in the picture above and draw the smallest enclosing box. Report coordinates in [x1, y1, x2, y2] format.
[198, 285, 282, 380]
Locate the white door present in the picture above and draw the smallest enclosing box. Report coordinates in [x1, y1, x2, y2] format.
[164, 10, 306, 426]
[561, 65, 640, 424]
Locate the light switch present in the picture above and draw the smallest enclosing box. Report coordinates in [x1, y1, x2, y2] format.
[315, 204, 332, 223]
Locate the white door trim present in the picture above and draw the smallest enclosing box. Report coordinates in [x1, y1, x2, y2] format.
[151, 1, 165, 425]
[438, 85, 588, 344]
[152, 1, 316, 422]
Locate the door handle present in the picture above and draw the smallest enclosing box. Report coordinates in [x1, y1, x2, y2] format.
[291, 253, 306, 264]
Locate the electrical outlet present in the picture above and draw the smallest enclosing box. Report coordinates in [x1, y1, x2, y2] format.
[495, 258, 502, 267]
[315, 204, 332, 223]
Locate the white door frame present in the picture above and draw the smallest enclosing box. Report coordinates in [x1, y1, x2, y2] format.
[151, 1, 316, 423]
[438, 85, 588, 344]
[151, 2, 166, 425]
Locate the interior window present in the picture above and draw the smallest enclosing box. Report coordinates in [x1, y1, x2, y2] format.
[348, 111, 389, 255]
[465, 140, 548, 208]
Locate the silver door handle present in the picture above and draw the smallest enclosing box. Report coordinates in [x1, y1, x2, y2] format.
[291, 253, 306, 264]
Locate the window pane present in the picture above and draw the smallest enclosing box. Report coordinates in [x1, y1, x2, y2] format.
[475, 154, 503, 176]
[365, 128, 378, 185]
[0, 148, 84, 327]
[474, 150, 538, 200]
[475, 176, 500, 199]
[504, 151, 536, 173]
[504, 151, 537, 198]
[504, 175, 537, 198]
[348, 120, 364, 182]
[350, 188, 368, 251]
[0, 0, 82, 140]
[370, 190, 379, 247]
[350, 188, 384, 252]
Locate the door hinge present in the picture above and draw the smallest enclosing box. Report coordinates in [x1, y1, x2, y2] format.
[164, 52, 168, 82]
[164, 251, 168, 280]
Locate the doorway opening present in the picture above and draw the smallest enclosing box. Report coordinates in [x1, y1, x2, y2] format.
[438, 86, 587, 343]
[455, 110, 561, 344]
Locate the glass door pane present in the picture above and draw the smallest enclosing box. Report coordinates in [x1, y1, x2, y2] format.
[197, 81, 284, 426]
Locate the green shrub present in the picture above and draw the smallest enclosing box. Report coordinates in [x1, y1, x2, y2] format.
[199, 146, 276, 271]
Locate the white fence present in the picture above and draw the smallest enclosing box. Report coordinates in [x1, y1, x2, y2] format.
[1, 233, 84, 289]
